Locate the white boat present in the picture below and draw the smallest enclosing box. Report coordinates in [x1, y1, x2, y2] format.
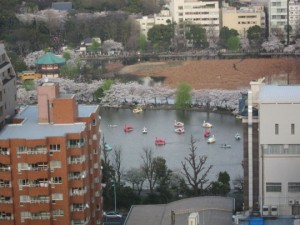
[108, 124, 118, 128]
[235, 133, 241, 140]
[203, 121, 213, 128]
[174, 127, 185, 134]
[207, 135, 216, 144]
[220, 144, 231, 148]
[174, 120, 184, 127]
[142, 127, 148, 134]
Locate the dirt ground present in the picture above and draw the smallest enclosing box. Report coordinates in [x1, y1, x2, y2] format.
[110, 58, 300, 90]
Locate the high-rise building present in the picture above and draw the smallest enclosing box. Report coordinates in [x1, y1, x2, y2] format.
[0, 82, 103, 225]
[0, 43, 17, 130]
[243, 80, 300, 217]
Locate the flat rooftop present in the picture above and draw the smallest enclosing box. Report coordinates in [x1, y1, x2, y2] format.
[259, 85, 300, 103]
[0, 104, 99, 140]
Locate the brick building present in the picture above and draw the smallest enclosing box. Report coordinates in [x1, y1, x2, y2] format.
[0, 82, 103, 225]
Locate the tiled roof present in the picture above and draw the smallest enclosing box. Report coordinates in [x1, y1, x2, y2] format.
[35, 52, 65, 65]
[259, 85, 300, 103]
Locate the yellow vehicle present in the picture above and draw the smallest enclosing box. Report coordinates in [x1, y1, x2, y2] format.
[18, 71, 42, 81]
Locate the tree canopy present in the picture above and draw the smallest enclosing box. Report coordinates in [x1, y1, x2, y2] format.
[175, 82, 192, 109]
[185, 25, 208, 49]
[219, 26, 239, 49]
[147, 24, 174, 51]
[247, 25, 262, 48]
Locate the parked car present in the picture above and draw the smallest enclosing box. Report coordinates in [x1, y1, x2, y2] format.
[103, 211, 122, 219]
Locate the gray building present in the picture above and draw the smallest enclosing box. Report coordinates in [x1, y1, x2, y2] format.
[0, 43, 17, 130]
[124, 196, 234, 225]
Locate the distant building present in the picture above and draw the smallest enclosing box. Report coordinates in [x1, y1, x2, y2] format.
[35, 52, 66, 78]
[169, 0, 220, 38]
[78, 37, 102, 55]
[222, 5, 265, 38]
[0, 43, 17, 130]
[289, 0, 300, 41]
[269, 0, 288, 41]
[125, 196, 234, 225]
[52, 2, 73, 12]
[243, 80, 300, 218]
[136, 10, 172, 38]
[0, 81, 103, 224]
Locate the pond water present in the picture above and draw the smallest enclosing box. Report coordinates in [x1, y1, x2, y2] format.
[100, 108, 244, 185]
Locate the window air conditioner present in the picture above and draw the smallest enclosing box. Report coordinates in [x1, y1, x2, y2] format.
[295, 200, 300, 205]
[289, 199, 295, 205]
[262, 205, 269, 216]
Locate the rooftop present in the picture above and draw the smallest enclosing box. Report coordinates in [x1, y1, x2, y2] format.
[0, 104, 99, 140]
[259, 85, 300, 103]
[35, 52, 66, 65]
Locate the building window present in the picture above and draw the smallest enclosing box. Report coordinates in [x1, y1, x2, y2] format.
[291, 124, 295, 135]
[50, 161, 61, 169]
[51, 177, 62, 184]
[275, 124, 279, 135]
[92, 119, 96, 126]
[53, 209, 64, 217]
[52, 193, 63, 200]
[266, 182, 281, 192]
[50, 144, 60, 151]
[288, 182, 300, 192]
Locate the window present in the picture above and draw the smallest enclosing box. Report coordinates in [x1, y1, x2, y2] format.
[50, 161, 61, 169]
[20, 195, 30, 203]
[17, 146, 26, 154]
[288, 182, 300, 192]
[51, 177, 62, 184]
[50, 144, 60, 151]
[291, 124, 295, 135]
[92, 119, 96, 126]
[53, 209, 64, 217]
[266, 182, 281, 192]
[52, 193, 63, 200]
[275, 124, 279, 135]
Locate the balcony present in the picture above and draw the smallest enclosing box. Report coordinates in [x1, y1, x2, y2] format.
[69, 163, 85, 172]
[0, 203, 13, 211]
[0, 150, 10, 164]
[30, 203, 51, 212]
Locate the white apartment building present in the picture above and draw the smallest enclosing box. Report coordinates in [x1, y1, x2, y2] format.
[244, 80, 300, 217]
[269, 0, 288, 40]
[222, 5, 265, 38]
[169, 0, 220, 37]
[289, 0, 300, 40]
[136, 10, 172, 38]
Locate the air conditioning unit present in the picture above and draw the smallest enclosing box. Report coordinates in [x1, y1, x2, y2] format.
[295, 200, 300, 205]
[271, 206, 278, 216]
[262, 205, 269, 216]
[289, 199, 295, 205]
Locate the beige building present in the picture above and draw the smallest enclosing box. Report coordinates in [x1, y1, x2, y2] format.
[222, 5, 265, 38]
[136, 10, 172, 38]
[243, 80, 300, 217]
[0, 43, 17, 130]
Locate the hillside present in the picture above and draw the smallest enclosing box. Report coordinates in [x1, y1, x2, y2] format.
[116, 58, 300, 90]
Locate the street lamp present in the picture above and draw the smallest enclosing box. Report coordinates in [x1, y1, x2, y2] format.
[112, 179, 117, 212]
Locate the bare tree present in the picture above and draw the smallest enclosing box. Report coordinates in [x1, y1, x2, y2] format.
[112, 146, 123, 186]
[181, 135, 213, 196]
[140, 147, 158, 193]
[126, 167, 145, 195]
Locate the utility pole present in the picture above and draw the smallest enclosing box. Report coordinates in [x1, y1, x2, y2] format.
[287, 0, 290, 45]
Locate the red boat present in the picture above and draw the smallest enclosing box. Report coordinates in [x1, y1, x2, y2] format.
[155, 138, 166, 145]
[204, 130, 211, 138]
[124, 125, 134, 132]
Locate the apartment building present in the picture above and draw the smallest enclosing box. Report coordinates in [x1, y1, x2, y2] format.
[0, 43, 17, 130]
[136, 9, 172, 38]
[243, 80, 300, 218]
[0, 82, 103, 225]
[169, 0, 220, 37]
[222, 5, 265, 38]
[289, 0, 300, 40]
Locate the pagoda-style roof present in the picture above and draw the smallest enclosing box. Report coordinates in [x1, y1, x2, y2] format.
[35, 52, 66, 65]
